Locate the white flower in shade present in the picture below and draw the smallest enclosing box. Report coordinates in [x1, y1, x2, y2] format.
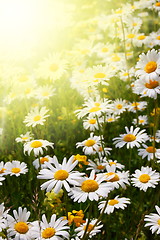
[24, 139, 54, 156]
[136, 49, 160, 81]
[131, 166, 160, 192]
[76, 133, 102, 155]
[0, 162, 8, 176]
[127, 101, 147, 112]
[33, 155, 55, 169]
[103, 165, 130, 190]
[98, 195, 130, 214]
[149, 130, 160, 143]
[7, 207, 39, 240]
[37, 156, 83, 193]
[144, 205, 160, 235]
[23, 106, 50, 127]
[112, 99, 128, 115]
[0, 203, 9, 231]
[83, 117, 103, 131]
[113, 126, 148, 149]
[5, 161, 28, 177]
[138, 144, 160, 161]
[132, 115, 148, 126]
[133, 78, 160, 99]
[75, 219, 103, 239]
[68, 170, 112, 203]
[39, 214, 69, 240]
[106, 160, 125, 170]
[15, 132, 33, 143]
[35, 85, 55, 100]
[86, 158, 108, 173]
[97, 146, 112, 158]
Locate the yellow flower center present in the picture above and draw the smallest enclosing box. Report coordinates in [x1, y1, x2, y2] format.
[139, 119, 145, 123]
[30, 141, 43, 148]
[108, 199, 119, 205]
[40, 157, 49, 164]
[131, 102, 140, 107]
[89, 106, 101, 112]
[18, 75, 28, 82]
[81, 179, 99, 192]
[97, 165, 105, 170]
[155, 2, 160, 6]
[146, 146, 156, 153]
[156, 36, 160, 40]
[109, 162, 116, 165]
[101, 47, 108, 52]
[94, 73, 106, 78]
[111, 54, 121, 62]
[145, 80, 159, 89]
[33, 115, 41, 121]
[116, 104, 123, 109]
[11, 168, 21, 173]
[54, 170, 69, 180]
[127, 34, 135, 39]
[25, 88, 31, 94]
[132, 23, 137, 26]
[42, 91, 49, 96]
[22, 137, 28, 140]
[106, 172, 120, 182]
[95, 102, 100, 107]
[144, 61, 157, 73]
[49, 64, 59, 72]
[157, 219, 160, 225]
[88, 119, 96, 124]
[107, 118, 114, 122]
[14, 222, 29, 234]
[137, 35, 146, 40]
[42, 227, 56, 238]
[123, 72, 129, 76]
[85, 139, 96, 147]
[83, 224, 94, 232]
[139, 174, 150, 183]
[123, 134, 136, 142]
[0, 168, 6, 173]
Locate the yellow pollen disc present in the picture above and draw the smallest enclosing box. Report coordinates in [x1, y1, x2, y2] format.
[137, 35, 146, 40]
[42, 91, 49, 96]
[40, 157, 49, 164]
[155, 2, 160, 6]
[123, 72, 129, 76]
[33, 115, 41, 121]
[139, 174, 150, 183]
[144, 61, 157, 73]
[109, 162, 116, 165]
[25, 88, 31, 94]
[54, 170, 69, 180]
[145, 80, 159, 89]
[85, 139, 96, 147]
[146, 146, 156, 153]
[127, 34, 135, 39]
[42, 228, 56, 238]
[14, 222, 29, 234]
[89, 106, 101, 112]
[97, 165, 105, 170]
[11, 168, 20, 173]
[116, 104, 123, 109]
[81, 179, 99, 192]
[139, 120, 144, 123]
[115, 9, 122, 14]
[156, 36, 160, 40]
[107, 118, 114, 122]
[49, 64, 59, 72]
[108, 199, 119, 205]
[18, 75, 28, 82]
[88, 119, 96, 124]
[30, 141, 43, 148]
[131, 102, 140, 107]
[157, 219, 160, 225]
[112, 54, 121, 62]
[123, 134, 136, 142]
[94, 73, 106, 78]
[101, 47, 108, 52]
[132, 22, 137, 26]
[106, 172, 120, 182]
[0, 168, 6, 173]
[83, 224, 94, 232]
[95, 102, 100, 107]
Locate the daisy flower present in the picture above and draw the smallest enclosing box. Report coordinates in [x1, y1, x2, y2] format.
[105, 114, 120, 123]
[24, 139, 54, 156]
[0, 162, 8, 176]
[132, 115, 148, 126]
[112, 99, 128, 115]
[136, 49, 160, 81]
[15, 132, 33, 143]
[0, 203, 9, 232]
[106, 160, 125, 170]
[133, 34, 150, 47]
[144, 205, 160, 235]
[5, 161, 28, 177]
[127, 101, 147, 112]
[37, 156, 83, 193]
[98, 195, 130, 214]
[75, 219, 103, 239]
[35, 85, 55, 101]
[149, 130, 160, 143]
[23, 106, 50, 127]
[89, 65, 111, 85]
[133, 78, 160, 99]
[69, 170, 112, 203]
[83, 116, 103, 131]
[131, 166, 160, 192]
[86, 158, 108, 172]
[138, 144, 160, 161]
[33, 155, 55, 169]
[7, 207, 39, 240]
[39, 214, 69, 240]
[76, 133, 102, 155]
[113, 126, 148, 149]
